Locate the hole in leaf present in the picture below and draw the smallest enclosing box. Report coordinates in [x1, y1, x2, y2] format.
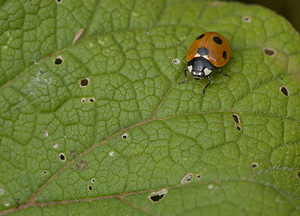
[150, 194, 164, 202]
[59, 153, 66, 162]
[91, 178, 96, 183]
[251, 162, 259, 168]
[148, 189, 168, 202]
[196, 174, 201, 180]
[75, 160, 88, 171]
[122, 133, 128, 140]
[54, 56, 63, 65]
[279, 86, 289, 97]
[172, 58, 180, 65]
[56, 0, 62, 4]
[43, 170, 48, 174]
[181, 173, 193, 184]
[242, 16, 251, 23]
[89, 98, 95, 103]
[263, 47, 276, 57]
[81, 98, 86, 103]
[88, 185, 93, 191]
[44, 130, 48, 137]
[236, 126, 242, 131]
[80, 78, 89, 87]
[297, 171, 300, 178]
[232, 114, 240, 124]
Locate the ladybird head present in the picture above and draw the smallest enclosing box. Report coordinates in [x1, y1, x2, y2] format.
[187, 57, 214, 80]
[191, 70, 205, 80]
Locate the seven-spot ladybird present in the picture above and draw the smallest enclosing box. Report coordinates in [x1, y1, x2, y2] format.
[180, 32, 231, 95]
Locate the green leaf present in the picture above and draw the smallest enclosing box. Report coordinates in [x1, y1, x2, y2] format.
[1, 0, 300, 215]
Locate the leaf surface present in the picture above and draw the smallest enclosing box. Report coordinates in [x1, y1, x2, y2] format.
[0, 0, 300, 215]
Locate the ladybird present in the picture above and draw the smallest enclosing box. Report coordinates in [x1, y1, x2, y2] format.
[180, 32, 231, 94]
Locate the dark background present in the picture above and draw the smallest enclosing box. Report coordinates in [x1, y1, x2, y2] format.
[223, 0, 300, 32]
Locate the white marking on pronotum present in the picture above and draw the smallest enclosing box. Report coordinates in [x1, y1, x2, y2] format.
[187, 65, 193, 72]
[72, 28, 84, 45]
[204, 68, 212, 76]
[202, 55, 209, 60]
[194, 53, 201, 57]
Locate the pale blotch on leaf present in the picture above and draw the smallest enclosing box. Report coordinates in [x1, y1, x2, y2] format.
[263, 47, 277, 57]
[59, 153, 66, 162]
[279, 86, 289, 97]
[210, 1, 223, 7]
[69, 150, 77, 158]
[172, 58, 181, 65]
[181, 173, 193, 184]
[53, 143, 58, 149]
[208, 184, 214, 189]
[54, 56, 63, 65]
[0, 188, 4, 195]
[98, 40, 104, 45]
[122, 133, 128, 140]
[89, 42, 94, 48]
[148, 188, 168, 202]
[3, 201, 9, 207]
[75, 160, 88, 171]
[242, 16, 251, 23]
[252, 162, 259, 168]
[44, 130, 48, 137]
[72, 28, 84, 45]
[80, 78, 89, 87]
[109, 151, 115, 157]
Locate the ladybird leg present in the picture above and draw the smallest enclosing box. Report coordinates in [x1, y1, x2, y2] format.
[216, 68, 230, 77]
[179, 67, 189, 84]
[202, 75, 211, 95]
[221, 71, 230, 77]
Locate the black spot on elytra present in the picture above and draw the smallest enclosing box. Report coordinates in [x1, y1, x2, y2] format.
[197, 47, 209, 56]
[213, 36, 222, 44]
[223, 51, 227, 60]
[196, 34, 205, 40]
